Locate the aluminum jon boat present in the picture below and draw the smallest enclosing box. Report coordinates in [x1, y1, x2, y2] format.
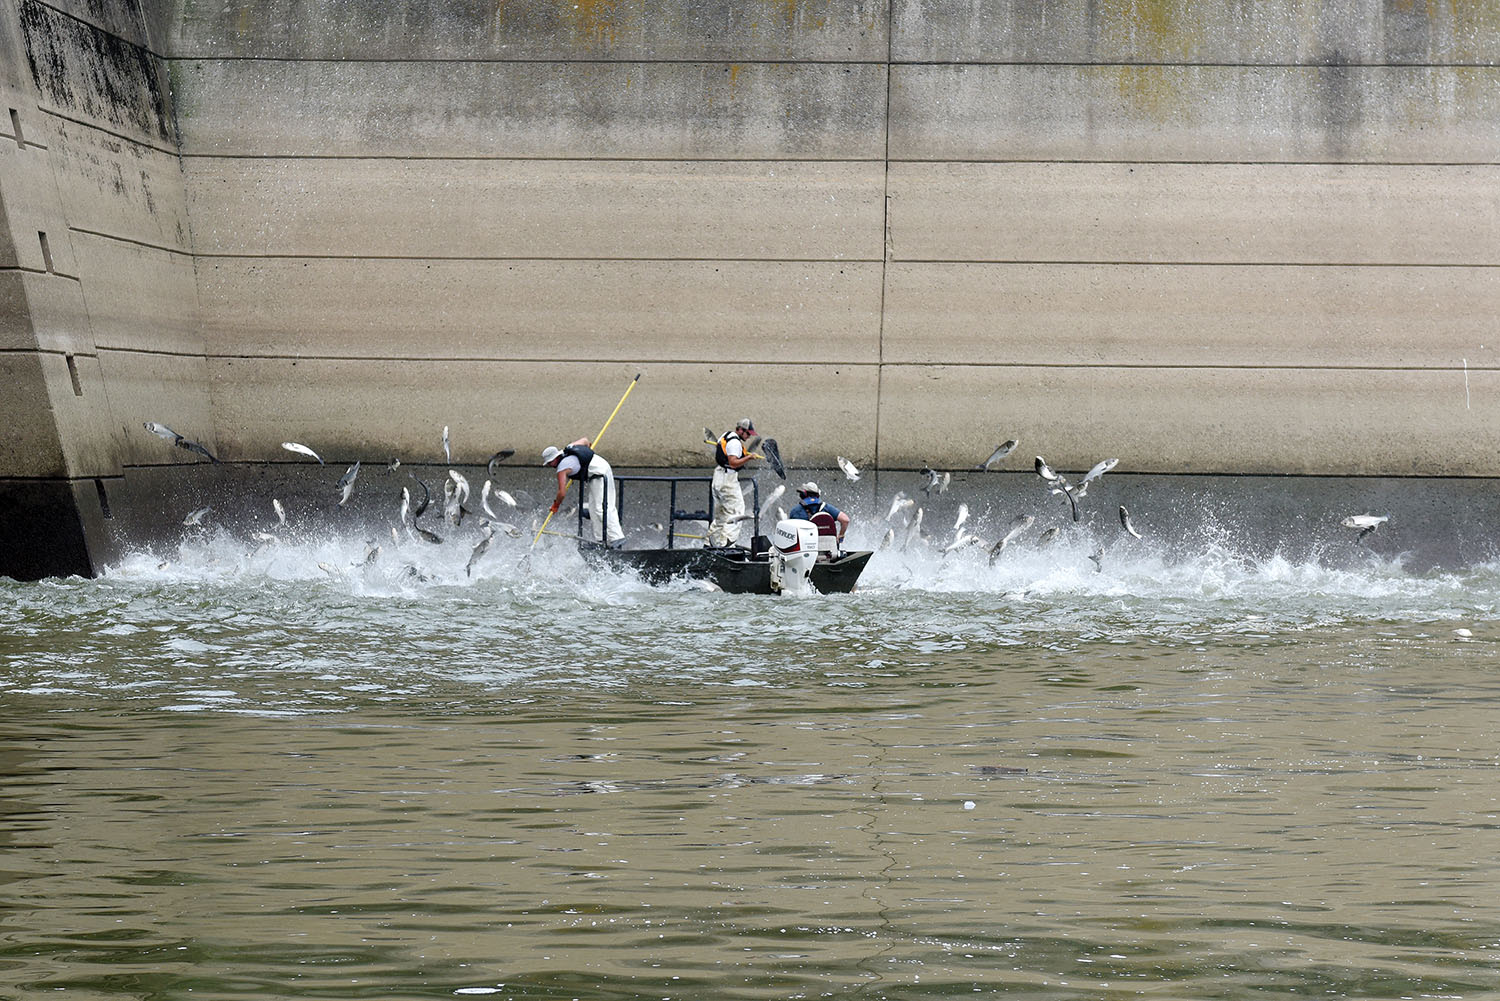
[573, 474, 872, 595]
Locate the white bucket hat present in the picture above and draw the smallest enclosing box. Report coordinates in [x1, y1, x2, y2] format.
[541, 445, 562, 465]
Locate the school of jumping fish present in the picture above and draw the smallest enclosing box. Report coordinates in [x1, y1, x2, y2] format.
[141, 421, 1390, 582]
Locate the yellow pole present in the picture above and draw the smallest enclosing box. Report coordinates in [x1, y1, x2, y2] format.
[531, 373, 641, 547]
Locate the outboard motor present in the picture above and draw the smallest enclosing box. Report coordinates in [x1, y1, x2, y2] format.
[770, 518, 818, 595]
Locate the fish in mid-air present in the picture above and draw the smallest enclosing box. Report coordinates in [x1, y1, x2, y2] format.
[988, 514, 1035, 562]
[886, 492, 914, 522]
[1072, 457, 1119, 499]
[337, 461, 360, 506]
[281, 441, 323, 465]
[953, 503, 969, 531]
[758, 484, 786, 519]
[466, 525, 495, 577]
[143, 422, 219, 463]
[1342, 513, 1388, 541]
[486, 450, 515, 478]
[442, 426, 451, 463]
[837, 456, 861, 481]
[182, 504, 211, 527]
[1119, 505, 1142, 539]
[976, 439, 1018, 471]
[273, 498, 286, 526]
[1035, 456, 1079, 522]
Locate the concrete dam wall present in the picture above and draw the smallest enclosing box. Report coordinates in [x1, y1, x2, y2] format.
[3, 0, 1500, 578]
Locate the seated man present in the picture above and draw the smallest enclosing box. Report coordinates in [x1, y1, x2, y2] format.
[790, 481, 850, 558]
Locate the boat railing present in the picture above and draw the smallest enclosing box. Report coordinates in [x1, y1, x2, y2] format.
[577, 474, 762, 549]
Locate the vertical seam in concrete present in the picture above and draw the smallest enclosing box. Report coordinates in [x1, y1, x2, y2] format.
[875, 0, 893, 475]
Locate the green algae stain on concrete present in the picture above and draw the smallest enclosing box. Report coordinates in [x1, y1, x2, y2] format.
[1098, 0, 1205, 62]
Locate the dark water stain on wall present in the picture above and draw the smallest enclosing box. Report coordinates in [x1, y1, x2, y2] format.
[18, 0, 176, 145]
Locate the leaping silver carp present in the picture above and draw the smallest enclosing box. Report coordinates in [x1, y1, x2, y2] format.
[337, 461, 360, 506]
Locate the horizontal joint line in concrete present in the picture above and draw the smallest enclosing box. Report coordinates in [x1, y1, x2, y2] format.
[889, 158, 1500, 168]
[878, 361, 1493, 372]
[889, 60, 1500, 69]
[119, 352, 1491, 373]
[69, 228, 193, 258]
[194, 253, 882, 263]
[0, 346, 97, 357]
[95, 346, 206, 360]
[39, 108, 182, 158]
[164, 56, 1500, 70]
[178, 153, 885, 164]
[205, 354, 882, 366]
[168, 55, 889, 66]
[898, 259, 1500, 268]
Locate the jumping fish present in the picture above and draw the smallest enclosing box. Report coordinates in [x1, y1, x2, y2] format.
[387, 457, 401, 472]
[1119, 505, 1142, 539]
[362, 544, 381, 567]
[953, 503, 969, 531]
[410, 477, 432, 520]
[988, 514, 1035, 562]
[1088, 548, 1104, 572]
[442, 426, 451, 464]
[466, 525, 495, 577]
[837, 456, 861, 482]
[758, 484, 786, 519]
[399, 486, 413, 527]
[976, 440, 1018, 471]
[886, 492, 915, 522]
[903, 506, 925, 550]
[759, 438, 786, 479]
[273, 498, 286, 526]
[1036, 456, 1079, 522]
[943, 530, 977, 553]
[919, 465, 942, 496]
[444, 470, 471, 527]
[703, 426, 716, 445]
[337, 461, 360, 507]
[143, 421, 219, 463]
[879, 527, 895, 550]
[1342, 513, 1388, 541]
[182, 504, 211, 527]
[1038, 526, 1060, 545]
[408, 524, 443, 545]
[1073, 458, 1119, 500]
[281, 441, 323, 465]
[486, 449, 515, 478]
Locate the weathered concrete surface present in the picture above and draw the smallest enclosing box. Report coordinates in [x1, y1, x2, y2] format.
[882, 263, 1500, 369]
[172, 59, 890, 159]
[8, 0, 1500, 581]
[889, 0, 1500, 64]
[890, 65, 1500, 163]
[185, 159, 883, 260]
[199, 259, 883, 362]
[876, 365, 1498, 475]
[161, 0, 890, 61]
[206, 359, 880, 467]
[889, 163, 1500, 265]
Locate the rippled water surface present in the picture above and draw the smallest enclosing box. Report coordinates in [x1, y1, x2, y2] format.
[3, 526, 1499, 1000]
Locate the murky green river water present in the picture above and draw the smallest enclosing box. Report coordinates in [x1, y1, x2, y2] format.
[3, 524, 1498, 1000]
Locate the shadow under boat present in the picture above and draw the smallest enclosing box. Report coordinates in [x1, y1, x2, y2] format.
[571, 474, 872, 595]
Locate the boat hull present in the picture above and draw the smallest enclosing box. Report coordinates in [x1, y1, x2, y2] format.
[584, 544, 871, 594]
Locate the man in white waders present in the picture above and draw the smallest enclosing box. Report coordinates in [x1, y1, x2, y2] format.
[707, 418, 758, 548]
[542, 438, 625, 545]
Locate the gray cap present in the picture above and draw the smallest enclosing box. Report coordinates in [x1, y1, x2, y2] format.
[735, 417, 755, 431]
